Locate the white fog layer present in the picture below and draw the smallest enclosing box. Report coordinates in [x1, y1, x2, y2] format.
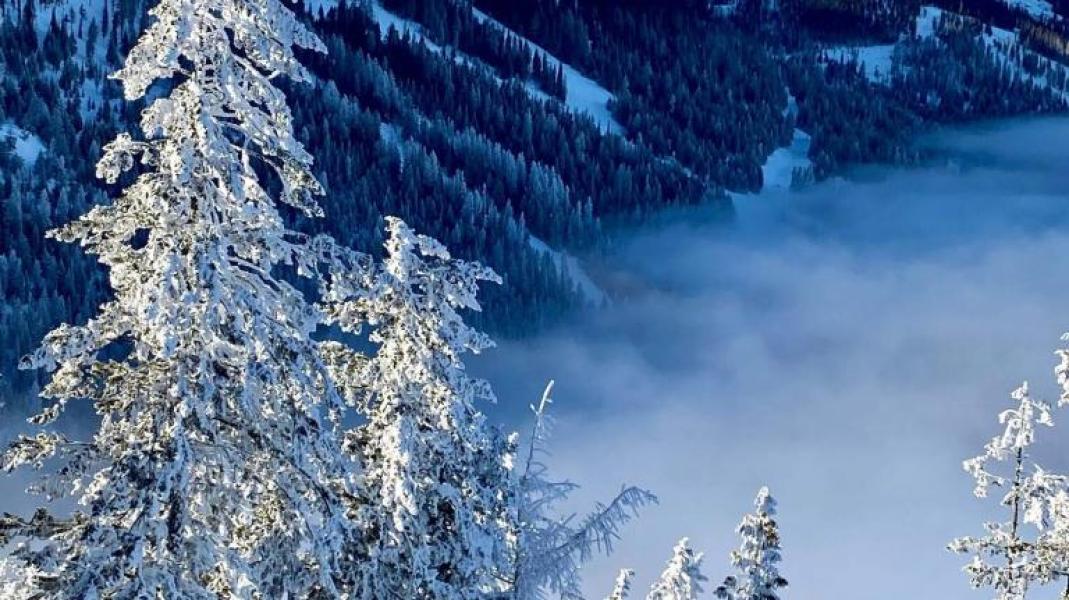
[476, 118, 1069, 599]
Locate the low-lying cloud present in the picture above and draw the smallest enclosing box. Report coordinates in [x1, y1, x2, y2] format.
[477, 117, 1069, 599]
[4, 118, 1069, 599]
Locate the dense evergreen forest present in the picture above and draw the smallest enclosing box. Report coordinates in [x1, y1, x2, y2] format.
[2, 0, 1068, 407]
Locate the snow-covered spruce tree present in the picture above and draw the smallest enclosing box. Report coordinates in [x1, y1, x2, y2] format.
[507, 381, 656, 599]
[715, 487, 788, 600]
[648, 538, 708, 600]
[949, 382, 1069, 599]
[0, 0, 372, 596]
[323, 217, 515, 598]
[606, 569, 636, 600]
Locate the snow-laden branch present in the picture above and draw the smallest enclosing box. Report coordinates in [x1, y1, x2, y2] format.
[950, 380, 1069, 599]
[509, 381, 656, 599]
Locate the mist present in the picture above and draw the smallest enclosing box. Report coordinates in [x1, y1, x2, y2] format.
[4, 116, 1069, 598]
[475, 117, 1069, 599]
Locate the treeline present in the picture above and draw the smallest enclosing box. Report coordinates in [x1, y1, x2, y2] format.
[773, 0, 923, 41]
[0, 0, 721, 404]
[309, 1, 712, 230]
[782, 7, 1069, 177]
[472, 0, 790, 192]
[785, 55, 919, 178]
[893, 18, 1069, 121]
[4, 0, 1069, 407]
[376, 0, 566, 100]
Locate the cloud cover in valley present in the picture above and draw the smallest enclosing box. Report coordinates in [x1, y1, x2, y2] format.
[476, 118, 1069, 599]
[4, 117, 1069, 599]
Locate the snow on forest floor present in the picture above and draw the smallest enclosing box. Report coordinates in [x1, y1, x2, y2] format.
[359, 2, 624, 135]
[470, 7, 625, 136]
[822, 5, 1068, 102]
[985, 23, 1069, 102]
[26, 0, 110, 62]
[528, 236, 608, 307]
[916, 5, 945, 38]
[917, 3, 1065, 102]
[919, 4, 1069, 103]
[762, 129, 812, 191]
[757, 93, 813, 192]
[303, 0, 338, 18]
[822, 44, 897, 83]
[1, 123, 44, 166]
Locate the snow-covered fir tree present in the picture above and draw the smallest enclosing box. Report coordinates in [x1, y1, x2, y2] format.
[324, 216, 515, 598]
[648, 538, 708, 600]
[949, 381, 1069, 599]
[507, 381, 656, 599]
[715, 487, 788, 600]
[607, 569, 636, 600]
[0, 0, 373, 596]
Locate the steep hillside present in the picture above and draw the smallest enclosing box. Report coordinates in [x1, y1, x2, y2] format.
[1, 0, 1067, 406]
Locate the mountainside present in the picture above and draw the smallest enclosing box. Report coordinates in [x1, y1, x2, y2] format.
[1, 0, 1068, 406]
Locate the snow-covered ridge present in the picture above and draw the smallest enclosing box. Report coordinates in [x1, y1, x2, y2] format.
[821, 5, 1069, 102]
[925, 5, 1069, 103]
[985, 22, 1069, 102]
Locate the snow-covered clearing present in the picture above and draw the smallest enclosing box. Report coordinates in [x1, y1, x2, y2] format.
[528, 236, 608, 307]
[915, 5, 946, 38]
[822, 44, 896, 83]
[471, 7, 624, 135]
[762, 129, 812, 191]
[1, 123, 44, 166]
[761, 93, 813, 191]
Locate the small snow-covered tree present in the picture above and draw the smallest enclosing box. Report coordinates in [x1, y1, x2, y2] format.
[949, 382, 1069, 599]
[607, 568, 636, 600]
[715, 487, 788, 600]
[648, 537, 708, 600]
[0, 0, 371, 596]
[326, 217, 515, 598]
[507, 380, 657, 599]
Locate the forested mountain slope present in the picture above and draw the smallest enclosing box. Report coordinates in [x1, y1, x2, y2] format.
[1, 0, 1068, 407]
